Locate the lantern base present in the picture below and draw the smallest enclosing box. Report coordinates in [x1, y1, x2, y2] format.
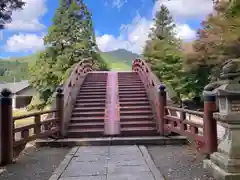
[204, 159, 240, 180]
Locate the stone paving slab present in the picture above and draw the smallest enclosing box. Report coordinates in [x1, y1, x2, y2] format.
[49, 145, 165, 180]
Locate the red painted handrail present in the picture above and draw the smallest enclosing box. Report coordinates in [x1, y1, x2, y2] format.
[61, 58, 93, 136]
[132, 59, 162, 131]
[132, 58, 218, 154]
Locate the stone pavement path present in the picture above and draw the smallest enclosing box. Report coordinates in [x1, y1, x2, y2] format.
[49, 145, 165, 180]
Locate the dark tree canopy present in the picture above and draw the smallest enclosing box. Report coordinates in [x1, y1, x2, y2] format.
[0, 0, 25, 29]
[29, 0, 109, 106]
[142, 4, 209, 104]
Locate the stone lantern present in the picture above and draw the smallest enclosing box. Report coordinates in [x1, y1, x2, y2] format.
[203, 59, 240, 180]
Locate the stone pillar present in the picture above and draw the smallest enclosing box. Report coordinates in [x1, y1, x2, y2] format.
[203, 79, 240, 179]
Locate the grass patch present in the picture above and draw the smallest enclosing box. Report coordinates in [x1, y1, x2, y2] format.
[13, 109, 35, 127]
[109, 62, 131, 71]
[100, 53, 131, 71]
[13, 106, 50, 128]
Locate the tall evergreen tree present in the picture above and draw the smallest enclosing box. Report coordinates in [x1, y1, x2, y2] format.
[143, 5, 205, 103]
[143, 5, 181, 68]
[149, 5, 176, 41]
[143, 5, 183, 102]
[30, 0, 108, 106]
[0, 0, 25, 29]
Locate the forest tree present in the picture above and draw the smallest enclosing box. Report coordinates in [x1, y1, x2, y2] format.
[0, 0, 25, 29]
[30, 0, 108, 107]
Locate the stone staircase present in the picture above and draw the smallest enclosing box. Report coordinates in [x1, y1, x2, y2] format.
[118, 72, 157, 136]
[67, 73, 107, 138]
[66, 72, 157, 138]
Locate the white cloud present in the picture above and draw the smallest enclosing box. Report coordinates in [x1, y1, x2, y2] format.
[112, 0, 128, 9]
[104, 0, 128, 9]
[97, 0, 212, 54]
[5, 0, 47, 31]
[97, 16, 152, 54]
[153, 0, 214, 19]
[4, 33, 45, 53]
[96, 16, 196, 54]
[175, 24, 196, 41]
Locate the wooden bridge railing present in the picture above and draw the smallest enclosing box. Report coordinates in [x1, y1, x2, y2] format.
[60, 58, 93, 136]
[0, 88, 62, 165]
[0, 58, 93, 165]
[132, 59, 177, 134]
[132, 58, 218, 154]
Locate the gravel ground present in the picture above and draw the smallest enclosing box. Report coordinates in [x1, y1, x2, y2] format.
[0, 144, 70, 180]
[147, 145, 215, 180]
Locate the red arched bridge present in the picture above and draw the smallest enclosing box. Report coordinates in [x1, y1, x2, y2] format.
[0, 58, 218, 165]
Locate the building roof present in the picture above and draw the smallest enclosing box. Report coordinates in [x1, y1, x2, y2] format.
[0, 81, 30, 94]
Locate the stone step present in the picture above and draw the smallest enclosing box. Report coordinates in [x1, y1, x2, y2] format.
[82, 82, 107, 85]
[75, 99, 106, 103]
[120, 115, 153, 122]
[120, 110, 152, 116]
[78, 92, 106, 96]
[71, 116, 105, 123]
[79, 89, 106, 93]
[120, 101, 150, 106]
[118, 82, 143, 84]
[73, 107, 105, 112]
[76, 95, 106, 99]
[81, 85, 106, 88]
[121, 127, 157, 136]
[84, 79, 107, 81]
[67, 129, 104, 138]
[74, 102, 105, 107]
[72, 111, 105, 117]
[68, 122, 104, 129]
[120, 106, 151, 111]
[119, 93, 147, 98]
[119, 97, 148, 102]
[80, 87, 106, 90]
[118, 88, 146, 91]
[119, 90, 146, 95]
[121, 121, 155, 128]
[36, 136, 187, 147]
[118, 86, 145, 89]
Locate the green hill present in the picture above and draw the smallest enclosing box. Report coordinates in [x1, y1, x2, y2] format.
[100, 52, 131, 71]
[104, 49, 140, 66]
[0, 53, 40, 83]
[0, 59, 29, 83]
[0, 49, 137, 82]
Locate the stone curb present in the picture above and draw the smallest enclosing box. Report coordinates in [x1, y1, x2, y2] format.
[48, 147, 79, 180]
[139, 146, 166, 180]
[36, 136, 187, 147]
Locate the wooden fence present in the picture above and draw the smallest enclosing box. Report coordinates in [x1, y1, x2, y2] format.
[0, 87, 63, 165]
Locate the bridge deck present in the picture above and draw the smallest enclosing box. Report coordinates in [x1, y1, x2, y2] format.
[104, 72, 120, 135]
[48, 146, 165, 180]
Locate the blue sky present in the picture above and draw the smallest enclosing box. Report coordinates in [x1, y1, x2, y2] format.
[0, 0, 214, 58]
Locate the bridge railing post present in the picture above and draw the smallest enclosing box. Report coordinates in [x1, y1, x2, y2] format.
[0, 89, 13, 165]
[203, 94, 217, 154]
[56, 87, 64, 137]
[159, 84, 166, 135]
